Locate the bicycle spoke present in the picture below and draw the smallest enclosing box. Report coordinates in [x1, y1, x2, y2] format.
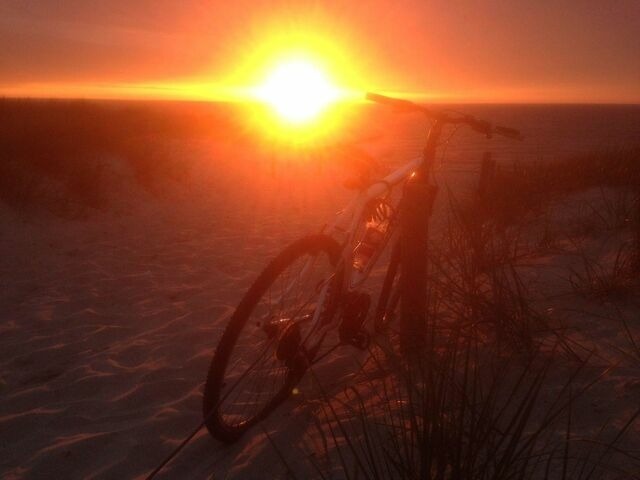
[214, 247, 336, 429]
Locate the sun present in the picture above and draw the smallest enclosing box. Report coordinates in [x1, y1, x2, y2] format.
[253, 59, 341, 124]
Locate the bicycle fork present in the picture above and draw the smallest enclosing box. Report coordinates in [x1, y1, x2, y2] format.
[398, 118, 442, 350]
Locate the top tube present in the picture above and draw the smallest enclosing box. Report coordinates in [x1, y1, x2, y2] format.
[365, 157, 422, 200]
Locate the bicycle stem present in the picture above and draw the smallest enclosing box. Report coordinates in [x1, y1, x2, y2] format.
[417, 117, 445, 181]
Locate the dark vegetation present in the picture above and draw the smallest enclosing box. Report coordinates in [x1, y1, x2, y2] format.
[269, 150, 640, 479]
[0, 98, 242, 216]
[0, 98, 374, 217]
[481, 148, 640, 227]
[3, 98, 639, 477]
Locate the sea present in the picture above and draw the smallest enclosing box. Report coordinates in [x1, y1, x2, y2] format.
[372, 103, 640, 170]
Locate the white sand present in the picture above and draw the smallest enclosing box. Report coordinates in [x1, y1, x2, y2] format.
[1, 140, 639, 479]
[0, 139, 361, 479]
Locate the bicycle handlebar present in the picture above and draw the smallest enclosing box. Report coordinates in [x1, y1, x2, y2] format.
[366, 92, 433, 115]
[366, 92, 523, 141]
[494, 125, 522, 140]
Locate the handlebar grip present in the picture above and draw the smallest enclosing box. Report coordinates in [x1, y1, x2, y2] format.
[494, 126, 523, 140]
[366, 92, 419, 112]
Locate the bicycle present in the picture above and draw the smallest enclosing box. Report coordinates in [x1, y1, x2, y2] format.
[202, 92, 523, 443]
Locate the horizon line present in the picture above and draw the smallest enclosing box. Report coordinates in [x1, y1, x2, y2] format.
[2, 94, 639, 107]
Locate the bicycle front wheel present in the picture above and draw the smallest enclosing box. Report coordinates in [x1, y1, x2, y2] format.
[203, 234, 342, 443]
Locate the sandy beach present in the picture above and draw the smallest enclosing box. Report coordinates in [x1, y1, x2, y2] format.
[0, 135, 368, 478]
[3, 0, 640, 476]
[1, 104, 640, 479]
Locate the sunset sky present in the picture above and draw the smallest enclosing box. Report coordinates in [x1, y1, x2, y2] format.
[1, 0, 639, 103]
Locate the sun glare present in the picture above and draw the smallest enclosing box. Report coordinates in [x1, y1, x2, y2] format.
[253, 59, 341, 124]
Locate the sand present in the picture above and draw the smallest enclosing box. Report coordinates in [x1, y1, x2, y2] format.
[1, 138, 639, 479]
[0, 138, 365, 479]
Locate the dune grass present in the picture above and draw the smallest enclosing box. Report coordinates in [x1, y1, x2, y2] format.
[475, 148, 640, 228]
[283, 150, 640, 479]
[0, 98, 377, 217]
[0, 98, 239, 216]
[3, 99, 639, 476]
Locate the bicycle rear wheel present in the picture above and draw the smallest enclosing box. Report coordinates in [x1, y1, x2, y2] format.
[203, 234, 342, 443]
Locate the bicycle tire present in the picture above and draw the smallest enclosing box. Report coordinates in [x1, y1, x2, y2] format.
[203, 234, 342, 443]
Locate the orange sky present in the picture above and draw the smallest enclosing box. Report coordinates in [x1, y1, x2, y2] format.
[1, 0, 639, 103]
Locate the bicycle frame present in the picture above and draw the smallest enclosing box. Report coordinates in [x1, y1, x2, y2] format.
[277, 94, 523, 352]
[200, 92, 525, 447]
[326, 157, 421, 281]
[294, 155, 424, 346]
